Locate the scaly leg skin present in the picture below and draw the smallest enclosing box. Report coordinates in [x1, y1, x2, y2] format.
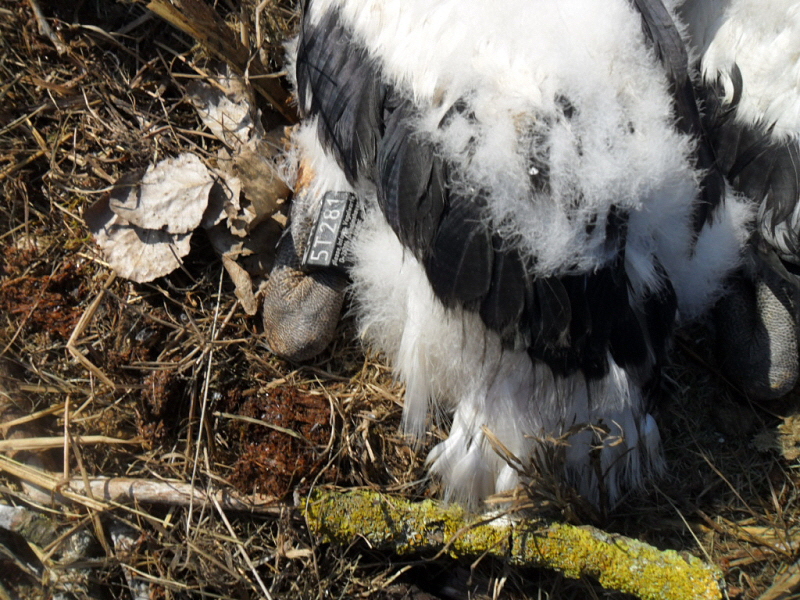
[262, 217, 347, 362]
[715, 256, 800, 401]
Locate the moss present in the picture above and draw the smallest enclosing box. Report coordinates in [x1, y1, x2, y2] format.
[302, 489, 721, 600]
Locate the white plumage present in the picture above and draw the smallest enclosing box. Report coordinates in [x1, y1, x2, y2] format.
[685, 0, 800, 261]
[683, 0, 800, 140]
[282, 0, 763, 507]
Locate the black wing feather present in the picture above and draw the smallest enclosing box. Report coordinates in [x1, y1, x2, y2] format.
[425, 195, 493, 309]
[703, 73, 800, 264]
[296, 8, 384, 182]
[378, 99, 447, 256]
[631, 0, 726, 234]
[528, 279, 572, 360]
[479, 239, 528, 347]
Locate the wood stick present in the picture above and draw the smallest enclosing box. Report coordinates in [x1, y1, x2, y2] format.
[303, 489, 723, 600]
[0, 454, 280, 514]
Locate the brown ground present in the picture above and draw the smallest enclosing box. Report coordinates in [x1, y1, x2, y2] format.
[1, 1, 799, 599]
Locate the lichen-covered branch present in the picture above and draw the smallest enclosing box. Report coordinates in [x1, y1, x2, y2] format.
[302, 489, 721, 600]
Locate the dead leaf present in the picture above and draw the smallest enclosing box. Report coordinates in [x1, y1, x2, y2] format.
[108, 153, 214, 234]
[222, 255, 258, 315]
[206, 216, 283, 277]
[230, 138, 290, 229]
[778, 413, 800, 461]
[85, 195, 193, 283]
[188, 68, 289, 234]
[187, 70, 256, 149]
[202, 175, 242, 229]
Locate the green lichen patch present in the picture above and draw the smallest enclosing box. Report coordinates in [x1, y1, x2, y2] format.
[302, 489, 722, 600]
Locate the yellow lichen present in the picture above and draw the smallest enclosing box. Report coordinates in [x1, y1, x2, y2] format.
[301, 489, 721, 600]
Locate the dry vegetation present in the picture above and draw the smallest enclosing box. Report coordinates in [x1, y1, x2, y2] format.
[1, 1, 799, 599]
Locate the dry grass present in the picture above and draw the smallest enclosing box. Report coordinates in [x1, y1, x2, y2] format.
[1, 1, 799, 599]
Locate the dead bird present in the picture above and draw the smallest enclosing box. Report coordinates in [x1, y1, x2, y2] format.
[263, 0, 754, 509]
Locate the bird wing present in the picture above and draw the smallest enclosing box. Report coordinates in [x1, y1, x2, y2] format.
[293, 0, 757, 381]
[684, 0, 800, 268]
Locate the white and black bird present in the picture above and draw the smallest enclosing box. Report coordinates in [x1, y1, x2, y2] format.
[267, 0, 755, 508]
[680, 0, 800, 401]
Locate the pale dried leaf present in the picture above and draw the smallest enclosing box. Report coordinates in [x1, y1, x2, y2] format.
[779, 413, 800, 461]
[202, 175, 242, 229]
[85, 196, 192, 283]
[239, 217, 283, 277]
[233, 139, 290, 227]
[214, 130, 290, 236]
[206, 222, 246, 257]
[187, 68, 257, 149]
[222, 255, 258, 315]
[207, 217, 282, 278]
[108, 153, 213, 234]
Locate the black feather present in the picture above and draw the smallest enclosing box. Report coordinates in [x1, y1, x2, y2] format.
[641, 274, 678, 365]
[528, 278, 573, 363]
[702, 73, 800, 263]
[479, 239, 528, 347]
[631, 0, 726, 234]
[378, 100, 447, 257]
[296, 8, 385, 182]
[425, 194, 493, 309]
[608, 268, 676, 377]
[631, 0, 689, 91]
[727, 132, 800, 244]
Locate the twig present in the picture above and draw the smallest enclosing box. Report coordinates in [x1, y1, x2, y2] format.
[757, 559, 800, 600]
[697, 510, 788, 555]
[0, 149, 47, 182]
[214, 411, 306, 441]
[0, 455, 281, 514]
[0, 403, 65, 436]
[67, 272, 117, 389]
[210, 494, 274, 600]
[26, 0, 68, 55]
[302, 489, 723, 600]
[187, 267, 224, 532]
[68, 427, 112, 555]
[0, 434, 140, 452]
